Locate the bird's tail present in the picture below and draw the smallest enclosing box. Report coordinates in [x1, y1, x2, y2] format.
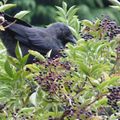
[0, 12, 31, 28]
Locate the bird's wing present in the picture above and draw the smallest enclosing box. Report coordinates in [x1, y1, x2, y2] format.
[7, 24, 61, 54]
[7, 23, 31, 45]
[26, 28, 61, 54]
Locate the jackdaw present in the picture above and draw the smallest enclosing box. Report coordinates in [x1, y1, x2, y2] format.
[0, 13, 76, 63]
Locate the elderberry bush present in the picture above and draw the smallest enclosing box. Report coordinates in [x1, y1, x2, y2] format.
[33, 56, 99, 120]
[1, 1, 120, 120]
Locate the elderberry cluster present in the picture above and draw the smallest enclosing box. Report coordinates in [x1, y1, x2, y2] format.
[48, 105, 93, 120]
[107, 86, 120, 112]
[100, 16, 120, 40]
[81, 16, 120, 41]
[0, 105, 34, 120]
[81, 34, 94, 41]
[34, 55, 76, 95]
[11, 113, 33, 120]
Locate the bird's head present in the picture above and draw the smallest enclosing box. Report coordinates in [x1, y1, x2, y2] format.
[48, 22, 77, 45]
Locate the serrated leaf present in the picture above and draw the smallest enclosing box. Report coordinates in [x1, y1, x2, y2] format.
[14, 10, 30, 19]
[0, 74, 13, 81]
[0, 4, 16, 12]
[28, 50, 45, 61]
[91, 64, 103, 74]
[4, 60, 13, 77]
[15, 42, 22, 60]
[67, 6, 77, 16]
[95, 97, 107, 107]
[56, 11, 65, 19]
[95, 18, 101, 27]
[56, 6, 66, 17]
[78, 62, 90, 75]
[82, 19, 93, 27]
[74, 18, 80, 33]
[56, 17, 67, 23]
[69, 26, 78, 38]
[97, 77, 119, 90]
[20, 54, 29, 65]
[7, 56, 19, 66]
[62, 2, 67, 12]
[67, 7, 79, 22]
[95, 44, 106, 55]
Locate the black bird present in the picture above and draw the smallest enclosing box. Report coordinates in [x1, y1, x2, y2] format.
[0, 13, 76, 63]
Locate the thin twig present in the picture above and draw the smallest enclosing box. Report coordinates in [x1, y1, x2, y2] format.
[4, 20, 17, 29]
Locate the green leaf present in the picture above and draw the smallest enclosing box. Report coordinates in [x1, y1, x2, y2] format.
[19, 107, 35, 113]
[95, 19, 101, 27]
[81, 19, 93, 27]
[7, 56, 19, 67]
[0, 74, 13, 81]
[0, 49, 6, 54]
[95, 97, 107, 108]
[14, 10, 30, 19]
[0, 4, 16, 12]
[109, 0, 120, 6]
[28, 50, 45, 61]
[67, 6, 77, 16]
[29, 91, 37, 106]
[56, 12, 66, 20]
[91, 64, 103, 75]
[95, 43, 106, 55]
[15, 42, 22, 60]
[74, 17, 80, 32]
[110, 5, 120, 10]
[62, 1, 67, 12]
[67, 6, 78, 22]
[0, 2, 3, 6]
[25, 64, 40, 72]
[56, 16, 67, 23]
[97, 77, 119, 90]
[4, 60, 13, 77]
[78, 62, 90, 76]
[69, 26, 78, 38]
[20, 54, 29, 65]
[56, 6, 66, 17]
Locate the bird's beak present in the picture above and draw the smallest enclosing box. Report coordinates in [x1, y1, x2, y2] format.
[68, 35, 77, 44]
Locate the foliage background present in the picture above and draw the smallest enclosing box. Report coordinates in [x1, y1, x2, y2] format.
[7, 0, 120, 26]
